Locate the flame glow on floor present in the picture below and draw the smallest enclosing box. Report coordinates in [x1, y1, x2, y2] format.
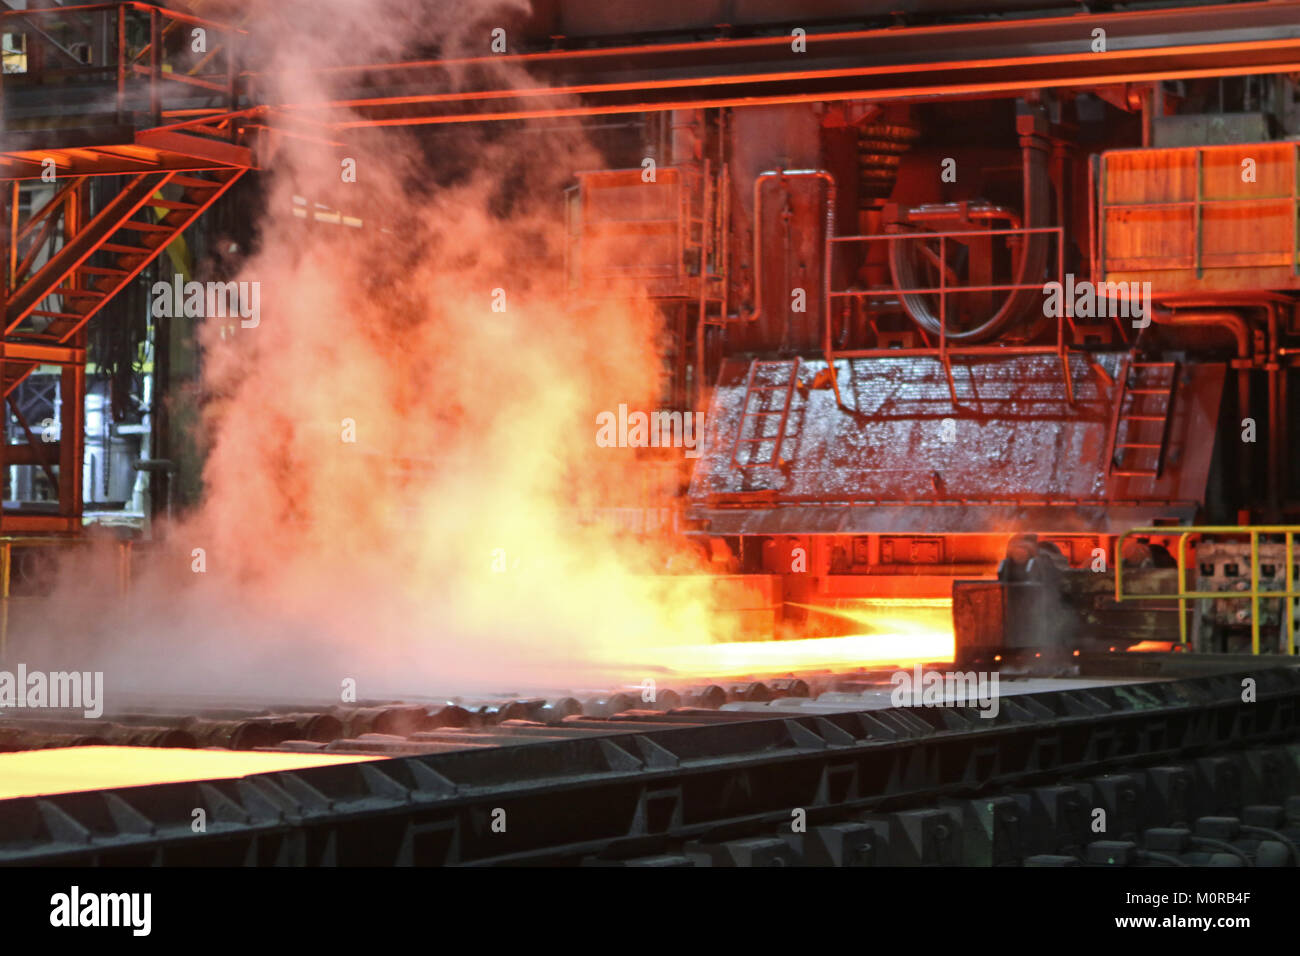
[0, 746, 372, 801]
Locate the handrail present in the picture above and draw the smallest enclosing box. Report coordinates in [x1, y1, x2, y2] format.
[2, 2, 243, 135]
[824, 225, 1068, 406]
[1115, 524, 1299, 655]
[0, 3, 246, 36]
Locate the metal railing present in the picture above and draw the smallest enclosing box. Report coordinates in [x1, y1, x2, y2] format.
[1115, 525, 1298, 654]
[564, 166, 714, 298]
[823, 226, 1071, 405]
[0, 2, 242, 132]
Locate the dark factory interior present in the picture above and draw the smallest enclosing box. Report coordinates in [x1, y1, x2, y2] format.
[0, 0, 1299, 887]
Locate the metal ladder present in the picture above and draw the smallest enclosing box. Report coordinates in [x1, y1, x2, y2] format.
[730, 358, 801, 469]
[1106, 356, 1178, 478]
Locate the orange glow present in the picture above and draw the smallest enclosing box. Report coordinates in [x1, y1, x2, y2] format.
[0, 746, 371, 801]
[1127, 641, 1176, 653]
[629, 601, 955, 679]
[784, 597, 953, 638]
[15, 8, 745, 697]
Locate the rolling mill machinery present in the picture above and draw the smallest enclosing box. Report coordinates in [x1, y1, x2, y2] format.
[4, 0, 1300, 872]
[2, 0, 1299, 667]
[565, 75, 1300, 661]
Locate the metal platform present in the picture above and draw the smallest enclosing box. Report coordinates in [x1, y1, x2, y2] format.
[688, 354, 1224, 534]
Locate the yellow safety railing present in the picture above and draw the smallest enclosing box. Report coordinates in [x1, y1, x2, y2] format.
[1115, 525, 1298, 655]
[0, 537, 132, 658]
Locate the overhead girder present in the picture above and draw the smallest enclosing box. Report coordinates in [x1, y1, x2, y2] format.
[253, 1, 1300, 128]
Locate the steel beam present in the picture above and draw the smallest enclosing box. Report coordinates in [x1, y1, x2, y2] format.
[256, 1, 1300, 127]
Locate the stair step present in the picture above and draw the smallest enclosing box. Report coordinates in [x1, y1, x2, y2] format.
[78, 266, 130, 277]
[167, 174, 220, 190]
[148, 199, 199, 211]
[30, 309, 85, 321]
[117, 220, 174, 233]
[100, 242, 154, 256]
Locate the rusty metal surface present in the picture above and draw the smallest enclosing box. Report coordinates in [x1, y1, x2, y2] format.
[1101, 141, 1300, 293]
[688, 353, 1225, 533]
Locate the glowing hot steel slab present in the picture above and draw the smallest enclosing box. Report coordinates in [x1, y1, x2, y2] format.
[609, 597, 956, 679]
[0, 746, 373, 802]
[648, 631, 955, 680]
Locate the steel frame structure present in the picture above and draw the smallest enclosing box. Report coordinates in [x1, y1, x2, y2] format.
[0, 3, 250, 533]
[825, 225, 1071, 407]
[246, 1, 1300, 128]
[0, 0, 1295, 536]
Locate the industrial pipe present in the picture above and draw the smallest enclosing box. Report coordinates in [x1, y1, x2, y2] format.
[739, 168, 837, 328]
[1150, 306, 1254, 516]
[888, 109, 1051, 343]
[1149, 308, 1251, 359]
[1268, 302, 1281, 518]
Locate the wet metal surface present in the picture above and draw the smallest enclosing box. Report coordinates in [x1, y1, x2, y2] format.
[688, 354, 1224, 533]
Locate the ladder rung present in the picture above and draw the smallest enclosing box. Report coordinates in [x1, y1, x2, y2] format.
[100, 242, 153, 255]
[1127, 388, 1169, 395]
[78, 266, 129, 276]
[1118, 442, 1163, 449]
[30, 309, 84, 320]
[1122, 415, 1167, 422]
[148, 199, 199, 211]
[1113, 469, 1160, 477]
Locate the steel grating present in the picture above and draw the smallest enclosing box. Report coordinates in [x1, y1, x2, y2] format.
[687, 354, 1225, 534]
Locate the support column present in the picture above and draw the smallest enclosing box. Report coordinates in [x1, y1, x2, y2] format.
[59, 347, 84, 527]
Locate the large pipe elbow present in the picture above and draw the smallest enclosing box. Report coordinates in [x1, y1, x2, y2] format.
[1149, 308, 1251, 359]
[739, 169, 836, 325]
